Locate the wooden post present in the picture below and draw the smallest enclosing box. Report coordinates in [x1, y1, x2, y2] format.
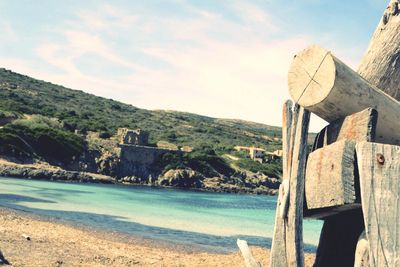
[287, 45, 400, 146]
[312, 108, 377, 151]
[358, 0, 400, 100]
[270, 102, 310, 267]
[356, 142, 400, 266]
[270, 101, 292, 267]
[286, 106, 310, 267]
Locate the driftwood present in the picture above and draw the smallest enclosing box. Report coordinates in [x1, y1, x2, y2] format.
[354, 231, 370, 267]
[285, 106, 310, 267]
[305, 140, 358, 212]
[304, 108, 377, 218]
[356, 142, 400, 266]
[270, 101, 292, 267]
[237, 239, 262, 267]
[270, 102, 310, 267]
[288, 45, 400, 145]
[312, 108, 377, 151]
[358, 0, 400, 101]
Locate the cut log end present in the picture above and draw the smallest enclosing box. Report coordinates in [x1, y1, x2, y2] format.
[288, 45, 336, 107]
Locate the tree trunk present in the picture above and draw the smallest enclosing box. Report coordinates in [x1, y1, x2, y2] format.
[358, 0, 400, 100]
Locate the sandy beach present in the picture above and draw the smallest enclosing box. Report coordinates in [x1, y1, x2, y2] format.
[0, 207, 315, 266]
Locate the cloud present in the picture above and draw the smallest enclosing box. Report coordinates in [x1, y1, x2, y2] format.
[1, 1, 330, 131]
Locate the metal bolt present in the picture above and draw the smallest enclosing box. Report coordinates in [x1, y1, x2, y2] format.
[376, 153, 385, 165]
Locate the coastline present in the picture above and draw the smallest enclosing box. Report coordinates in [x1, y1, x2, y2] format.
[0, 207, 316, 266]
[0, 159, 278, 196]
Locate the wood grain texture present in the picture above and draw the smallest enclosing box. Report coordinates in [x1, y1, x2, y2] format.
[285, 106, 310, 267]
[288, 45, 400, 145]
[270, 103, 310, 267]
[237, 239, 262, 267]
[354, 231, 370, 267]
[356, 141, 400, 267]
[270, 101, 292, 267]
[312, 108, 378, 151]
[305, 140, 358, 210]
[358, 0, 400, 101]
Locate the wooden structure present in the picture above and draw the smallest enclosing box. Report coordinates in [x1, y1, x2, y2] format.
[270, 1, 400, 266]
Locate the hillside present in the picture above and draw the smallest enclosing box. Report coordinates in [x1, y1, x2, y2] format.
[0, 68, 281, 151]
[0, 68, 287, 194]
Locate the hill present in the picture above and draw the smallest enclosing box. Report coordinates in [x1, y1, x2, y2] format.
[0, 68, 285, 194]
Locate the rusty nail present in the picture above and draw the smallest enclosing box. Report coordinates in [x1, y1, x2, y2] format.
[376, 153, 385, 165]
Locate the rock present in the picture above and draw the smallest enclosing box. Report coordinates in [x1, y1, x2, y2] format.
[159, 169, 204, 188]
[22, 234, 31, 240]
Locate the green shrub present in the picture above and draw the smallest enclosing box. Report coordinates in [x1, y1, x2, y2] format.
[0, 123, 86, 163]
[236, 158, 282, 178]
[154, 149, 235, 177]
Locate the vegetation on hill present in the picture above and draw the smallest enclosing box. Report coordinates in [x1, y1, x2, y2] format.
[0, 122, 85, 164]
[0, 68, 283, 178]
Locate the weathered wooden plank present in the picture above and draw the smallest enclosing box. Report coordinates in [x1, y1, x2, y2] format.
[285, 106, 310, 267]
[288, 45, 400, 145]
[314, 209, 365, 267]
[358, 0, 400, 101]
[237, 239, 262, 267]
[305, 140, 358, 211]
[270, 100, 292, 267]
[356, 141, 400, 267]
[312, 108, 378, 151]
[270, 103, 310, 267]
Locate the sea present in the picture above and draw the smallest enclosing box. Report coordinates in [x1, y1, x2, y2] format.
[0, 177, 322, 253]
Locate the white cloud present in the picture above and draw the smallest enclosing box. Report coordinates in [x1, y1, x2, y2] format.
[1, 1, 332, 131]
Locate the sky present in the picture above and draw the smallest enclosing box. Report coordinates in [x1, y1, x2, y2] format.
[0, 0, 389, 132]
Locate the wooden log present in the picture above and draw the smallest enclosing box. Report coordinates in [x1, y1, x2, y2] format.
[356, 141, 400, 267]
[285, 106, 310, 267]
[305, 140, 359, 211]
[312, 108, 378, 151]
[288, 45, 400, 145]
[237, 239, 262, 267]
[358, 0, 400, 101]
[270, 100, 292, 267]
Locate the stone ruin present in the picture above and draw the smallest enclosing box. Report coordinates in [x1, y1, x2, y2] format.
[117, 128, 149, 146]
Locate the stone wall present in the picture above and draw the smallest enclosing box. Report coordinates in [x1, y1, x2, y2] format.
[117, 144, 181, 178]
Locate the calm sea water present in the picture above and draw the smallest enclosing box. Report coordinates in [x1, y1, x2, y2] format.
[0, 177, 322, 253]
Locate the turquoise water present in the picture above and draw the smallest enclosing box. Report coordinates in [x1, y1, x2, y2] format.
[0, 177, 322, 252]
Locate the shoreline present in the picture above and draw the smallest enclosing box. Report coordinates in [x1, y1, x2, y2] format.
[0, 159, 278, 196]
[0, 207, 316, 266]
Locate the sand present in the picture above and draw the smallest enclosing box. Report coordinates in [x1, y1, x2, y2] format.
[0, 207, 315, 266]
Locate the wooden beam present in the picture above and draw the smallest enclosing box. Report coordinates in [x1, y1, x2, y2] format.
[305, 140, 359, 212]
[288, 45, 400, 146]
[312, 108, 378, 151]
[358, 0, 400, 101]
[356, 141, 400, 267]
